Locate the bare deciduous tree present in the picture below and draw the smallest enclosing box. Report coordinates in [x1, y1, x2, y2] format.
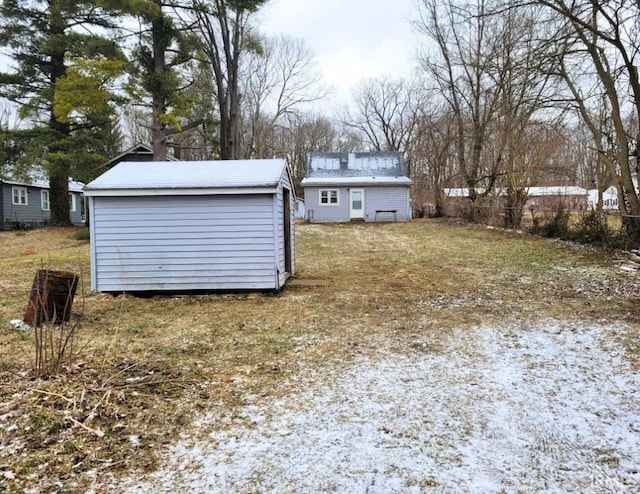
[342, 76, 423, 152]
[406, 103, 457, 217]
[493, 6, 563, 228]
[534, 0, 640, 240]
[240, 34, 330, 159]
[416, 0, 505, 217]
[273, 114, 342, 191]
[193, 0, 267, 160]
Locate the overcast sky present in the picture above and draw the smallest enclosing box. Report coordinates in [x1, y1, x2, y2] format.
[258, 0, 418, 105]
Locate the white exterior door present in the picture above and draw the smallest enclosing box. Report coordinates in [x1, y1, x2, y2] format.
[350, 189, 365, 219]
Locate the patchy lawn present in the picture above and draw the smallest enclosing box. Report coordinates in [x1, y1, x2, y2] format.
[1, 221, 639, 493]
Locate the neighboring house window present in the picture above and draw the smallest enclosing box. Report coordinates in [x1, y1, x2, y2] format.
[12, 186, 28, 205]
[319, 189, 339, 205]
[69, 193, 76, 212]
[41, 190, 50, 210]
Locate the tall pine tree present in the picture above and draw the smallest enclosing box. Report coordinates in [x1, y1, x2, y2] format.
[126, 0, 201, 160]
[0, 0, 126, 225]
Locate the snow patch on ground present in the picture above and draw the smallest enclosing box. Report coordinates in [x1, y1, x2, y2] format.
[107, 322, 640, 493]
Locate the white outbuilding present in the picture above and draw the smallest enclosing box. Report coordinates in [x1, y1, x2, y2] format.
[84, 159, 295, 293]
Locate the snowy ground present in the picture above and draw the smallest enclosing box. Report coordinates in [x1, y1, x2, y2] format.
[104, 321, 640, 493]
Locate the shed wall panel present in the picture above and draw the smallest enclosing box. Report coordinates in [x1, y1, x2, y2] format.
[288, 178, 296, 277]
[274, 170, 295, 286]
[0, 185, 4, 228]
[92, 195, 279, 291]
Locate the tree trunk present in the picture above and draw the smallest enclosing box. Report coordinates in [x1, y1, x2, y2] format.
[151, 10, 168, 161]
[504, 188, 528, 229]
[49, 167, 71, 226]
[434, 187, 445, 217]
[47, 2, 71, 226]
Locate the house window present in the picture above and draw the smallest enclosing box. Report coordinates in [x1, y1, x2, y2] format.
[12, 186, 28, 205]
[41, 190, 50, 210]
[69, 193, 76, 212]
[319, 189, 339, 205]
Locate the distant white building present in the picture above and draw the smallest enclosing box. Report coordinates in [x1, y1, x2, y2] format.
[588, 186, 619, 210]
[524, 186, 588, 211]
[442, 185, 589, 211]
[443, 187, 488, 198]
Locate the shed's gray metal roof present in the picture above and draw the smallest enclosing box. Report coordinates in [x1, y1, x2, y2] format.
[306, 152, 407, 179]
[84, 159, 287, 194]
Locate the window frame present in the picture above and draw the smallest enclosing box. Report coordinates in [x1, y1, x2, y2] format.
[319, 188, 339, 206]
[69, 193, 76, 212]
[41, 190, 50, 211]
[12, 186, 28, 206]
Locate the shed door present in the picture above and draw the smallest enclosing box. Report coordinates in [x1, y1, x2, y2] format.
[283, 188, 292, 275]
[350, 189, 365, 219]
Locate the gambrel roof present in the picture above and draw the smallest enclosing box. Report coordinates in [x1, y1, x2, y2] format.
[302, 152, 411, 187]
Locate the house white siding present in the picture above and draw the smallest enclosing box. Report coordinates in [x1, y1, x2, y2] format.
[89, 195, 280, 292]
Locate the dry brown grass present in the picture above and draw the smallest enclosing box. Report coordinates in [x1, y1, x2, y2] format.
[1, 220, 639, 492]
[516, 209, 624, 235]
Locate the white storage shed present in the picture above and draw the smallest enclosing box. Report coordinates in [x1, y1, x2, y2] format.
[84, 159, 295, 293]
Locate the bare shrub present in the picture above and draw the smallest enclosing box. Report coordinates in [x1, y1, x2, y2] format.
[573, 210, 622, 249]
[535, 206, 571, 239]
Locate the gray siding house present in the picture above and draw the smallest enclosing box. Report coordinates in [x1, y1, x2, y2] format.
[84, 159, 296, 293]
[301, 152, 412, 222]
[1, 175, 85, 230]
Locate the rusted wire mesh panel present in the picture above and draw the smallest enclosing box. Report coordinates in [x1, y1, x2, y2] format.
[24, 270, 79, 327]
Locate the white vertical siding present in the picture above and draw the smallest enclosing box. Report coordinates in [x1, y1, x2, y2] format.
[92, 194, 279, 292]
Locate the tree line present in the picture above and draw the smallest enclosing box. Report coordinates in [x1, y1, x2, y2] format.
[1, 0, 639, 242]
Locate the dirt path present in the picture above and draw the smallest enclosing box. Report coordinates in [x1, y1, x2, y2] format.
[101, 321, 640, 493]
